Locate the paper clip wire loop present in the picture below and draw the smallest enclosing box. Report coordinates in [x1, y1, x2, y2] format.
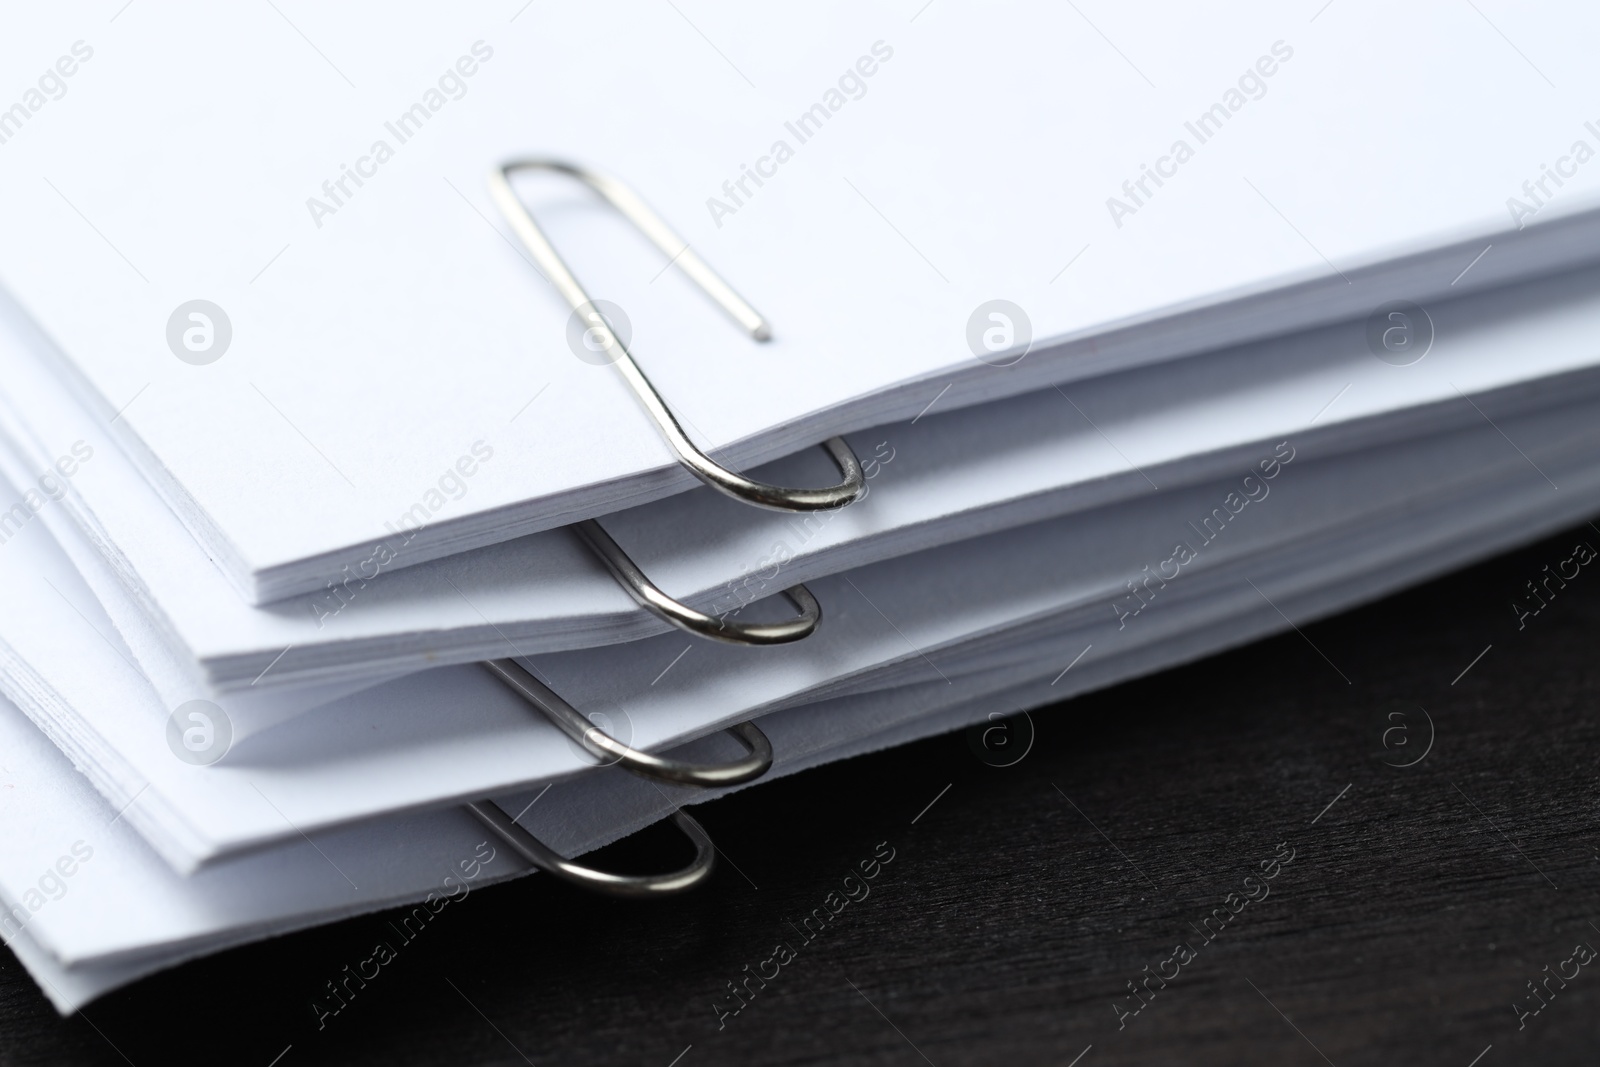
[485, 658, 774, 787]
[488, 158, 866, 513]
[574, 518, 819, 645]
[466, 801, 714, 898]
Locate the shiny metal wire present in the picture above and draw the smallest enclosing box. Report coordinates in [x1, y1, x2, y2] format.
[487, 158, 865, 513]
[465, 801, 714, 898]
[485, 658, 773, 787]
[574, 518, 819, 645]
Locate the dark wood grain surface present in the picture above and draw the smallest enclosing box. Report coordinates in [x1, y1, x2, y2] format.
[4, 519, 1600, 1066]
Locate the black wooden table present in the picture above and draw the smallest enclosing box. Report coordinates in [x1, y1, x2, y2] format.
[4, 520, 1599, 1066]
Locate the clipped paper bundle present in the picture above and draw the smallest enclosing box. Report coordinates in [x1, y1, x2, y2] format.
[2, 1, 1599, 1013]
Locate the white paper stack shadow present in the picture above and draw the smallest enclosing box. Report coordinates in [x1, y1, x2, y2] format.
[1, 0, 1598, 1014]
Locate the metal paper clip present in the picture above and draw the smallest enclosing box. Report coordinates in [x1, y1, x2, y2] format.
[465, 801, 714, 898]
[485, 658, 772, 786]
[462, 159, 828, 902]
[574, 518, 819, 645]
[490, 158, 855, 646]
[488, 159, 865, 513]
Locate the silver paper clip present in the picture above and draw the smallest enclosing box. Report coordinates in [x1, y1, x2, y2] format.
[573, 518, 820, 646]
[457, 656, 761, 898]
[462, 159, 851, 899]
[488, 159, 865, 512]
[484, 658, 772, 787]
[465, 802, 714, 898]
[489, 159, 860, 647]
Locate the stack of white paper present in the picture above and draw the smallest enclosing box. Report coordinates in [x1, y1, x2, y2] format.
[3, 0, 1599, 1014]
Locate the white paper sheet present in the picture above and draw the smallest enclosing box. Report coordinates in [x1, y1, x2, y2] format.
[10, 422, 1600, 1014]
[6, 261, 1600, 696]
[3, 2, 1599, 597]
[6, 400, 1596, 872]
